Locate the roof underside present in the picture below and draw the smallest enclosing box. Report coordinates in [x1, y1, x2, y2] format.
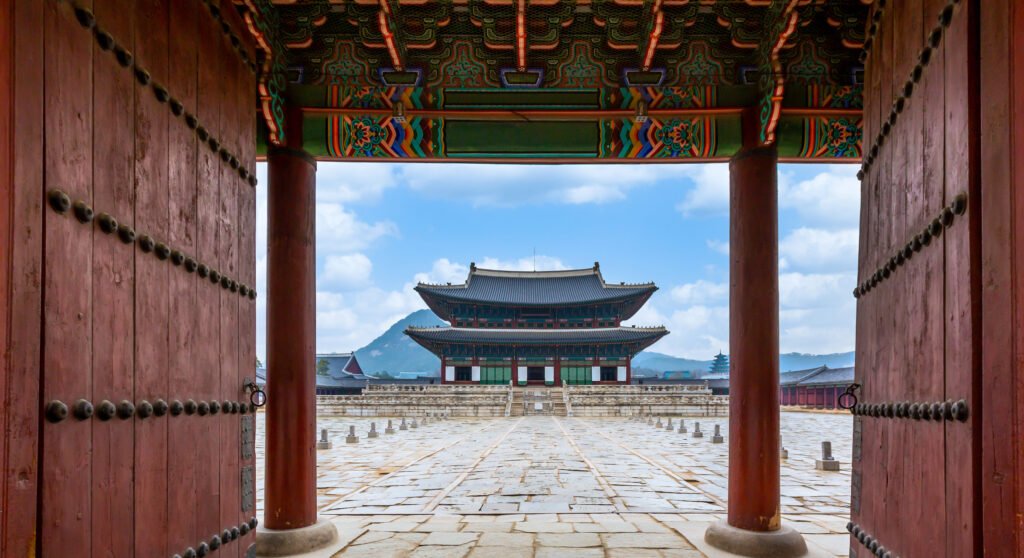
[406, 325, 669, 347]
[239, 0, 870, 162]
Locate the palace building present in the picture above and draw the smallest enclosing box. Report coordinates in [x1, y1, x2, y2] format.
[405, 263, 668, 386]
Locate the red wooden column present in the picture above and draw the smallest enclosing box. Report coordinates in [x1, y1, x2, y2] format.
[264, 133, 318, 531]
[728, 142, 781, 531]
[705, 125, 805, 556]
[259, 106, 337, 556]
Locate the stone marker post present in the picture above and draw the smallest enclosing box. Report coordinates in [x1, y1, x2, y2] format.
[345, 425, 358, 444]
[385, 419, 395, 434]
[712, 424, 724, 444]
[693, 422, 703, 438]
[368, 422, 379, 439]
[815, 441, 840, 471]
[317, 428, 332, 450]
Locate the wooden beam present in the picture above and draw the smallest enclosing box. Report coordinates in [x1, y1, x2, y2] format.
[756, 0, 805, 145]
[638, 0, 665, 71]
[378, 0, 407, 71]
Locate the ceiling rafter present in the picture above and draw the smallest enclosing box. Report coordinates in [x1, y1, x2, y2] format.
[516, 0, 528, 70]
[756, 0, 809, 145]
[638, 0, 666, 71]
[378, 0, 408, 71]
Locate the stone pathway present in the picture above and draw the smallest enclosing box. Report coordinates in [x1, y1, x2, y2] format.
[254, 411, 853, 556]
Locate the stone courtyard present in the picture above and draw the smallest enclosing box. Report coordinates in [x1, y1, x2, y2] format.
[255, 411, 852, 557]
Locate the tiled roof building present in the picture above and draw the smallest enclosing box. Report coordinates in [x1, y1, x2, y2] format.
[406, 263, 667, 385]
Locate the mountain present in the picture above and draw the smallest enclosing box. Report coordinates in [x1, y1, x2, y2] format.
[631, 352, 711, 377]
[779, 352, 855, 371]
[354, 309, 445, 376]
[354, 311, 856, 377]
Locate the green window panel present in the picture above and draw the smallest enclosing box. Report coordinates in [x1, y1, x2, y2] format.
[562, 366, 592, 385]
[480, 366, 511, 385]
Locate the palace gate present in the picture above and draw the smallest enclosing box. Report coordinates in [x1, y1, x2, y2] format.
[3, 0, 1024, 557]
[2, 1, 258, 556]
[850, 0, 1024, 556]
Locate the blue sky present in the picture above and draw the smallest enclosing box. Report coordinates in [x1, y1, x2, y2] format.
[253, 162, 860, 361]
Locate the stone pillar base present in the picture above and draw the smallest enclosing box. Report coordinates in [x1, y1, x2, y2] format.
[704, 521, 808, 558]
[255, 518, 339, 557]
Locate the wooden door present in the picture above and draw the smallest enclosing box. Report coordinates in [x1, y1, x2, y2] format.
[851, 0, 979, 555]
[2, 1, 258, 555]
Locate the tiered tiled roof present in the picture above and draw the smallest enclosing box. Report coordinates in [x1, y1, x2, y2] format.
[416, 264, 656, 306]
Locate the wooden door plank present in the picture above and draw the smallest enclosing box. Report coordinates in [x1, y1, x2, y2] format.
[219, 19, 242, 557]
[2, 0, 45, 554]
[195, 0, 223, 540]
[90, 0, 137, 555]
[942, 1, 979, 555]
[978, 0, 1019, 551]
[132, 0, 170, 555]
[167, 0, 201, 553]
[40, 1, 95, 554]
[236, 33, 259, 555]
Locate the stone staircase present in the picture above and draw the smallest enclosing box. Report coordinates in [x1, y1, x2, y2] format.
[509, 389, 525, 416]
[550, 388, 567, 417]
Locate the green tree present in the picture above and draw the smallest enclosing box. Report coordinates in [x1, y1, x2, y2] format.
[256, 357, 263, 369]
[316, 358, 330, 376]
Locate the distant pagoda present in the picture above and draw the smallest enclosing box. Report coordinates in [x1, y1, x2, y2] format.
[709, 351, 730, 376]
[405, 262, 668, 386]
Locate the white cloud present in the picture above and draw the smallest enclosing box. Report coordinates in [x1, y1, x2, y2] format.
[477, 255, 568, 272]
[315, 163, 398, 203]
[706, 239, 729, 256]
[400, 164, 686, 207]
[779, 168, 860, 228]
[412, 258, 470, 285]
[316, 203, 398, 252]
[779, 227, 858, 273]
[670, 280, 728, 306]
[676, 164, 730, 216]
[320, 253, 373, 288]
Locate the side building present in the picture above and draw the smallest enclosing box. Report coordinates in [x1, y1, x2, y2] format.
[405, 263, 668, 386]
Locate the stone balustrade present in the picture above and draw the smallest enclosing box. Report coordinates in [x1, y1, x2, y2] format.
[564, 384, 726, 417]
[317, 384, 512, 417]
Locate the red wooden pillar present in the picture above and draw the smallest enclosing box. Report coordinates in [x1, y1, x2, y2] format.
[264, 108, 318, 531]
[727, 141, 781, 532]
[706, 121, 805, 556]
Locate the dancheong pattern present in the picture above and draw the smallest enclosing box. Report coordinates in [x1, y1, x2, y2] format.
[326, 116, 442, 158]
[603, 118, 718, 159]
[797, 116, 863, 159]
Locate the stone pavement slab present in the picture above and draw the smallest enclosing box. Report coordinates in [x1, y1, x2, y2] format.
[250, 411, 853, 557]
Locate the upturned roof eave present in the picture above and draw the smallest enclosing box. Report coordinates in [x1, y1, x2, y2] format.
[413, 284, 658, 307]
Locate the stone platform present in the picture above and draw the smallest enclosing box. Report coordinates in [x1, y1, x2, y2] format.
[253, 412, 853, 557]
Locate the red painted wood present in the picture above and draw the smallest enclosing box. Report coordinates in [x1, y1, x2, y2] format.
[979, 1, 1023, 555]
[0, 0, 11, 550]
[265, 108, 318, 530]
[167, 0, 201, 553]
[234, 11, 258, 551]
[2, 1, 43, 554]
[196, 0, 223, 540]
[727, 137, 780, 533]
[39, 1, 95, 554]
[943, 1, 979, 556]
[91, 0, 137, 555]
[220, 21, 242, 557]
[133, 0, 170, 555]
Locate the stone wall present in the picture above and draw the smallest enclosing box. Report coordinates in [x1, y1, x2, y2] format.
[317, 384, 511, 417]
[566, 384, 726, 417]
[314, 383, 726, 418]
